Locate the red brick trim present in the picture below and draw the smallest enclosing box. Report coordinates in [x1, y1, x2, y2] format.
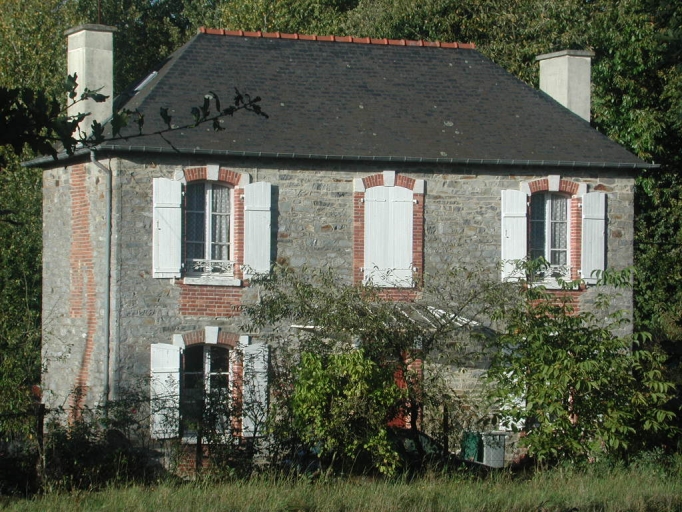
[179, 329, 240, 347]
[353, 172, 424, 300]
[528, 177, 580, 196]
[178, 284, 244, 317]
[198, 28, 476, 49]
[68, 164, 98, 411]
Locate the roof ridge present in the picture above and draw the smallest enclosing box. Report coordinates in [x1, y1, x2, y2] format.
[198, 27, 476, 49]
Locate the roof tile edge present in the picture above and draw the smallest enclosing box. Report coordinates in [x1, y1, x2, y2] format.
[197, 26, 475, 49]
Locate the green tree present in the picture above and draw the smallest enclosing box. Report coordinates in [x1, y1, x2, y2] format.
[0, 0, 76, 437]
[244, 265, 512, 474]
[487, 265, 677, 464]
[292, 350, 404, 475]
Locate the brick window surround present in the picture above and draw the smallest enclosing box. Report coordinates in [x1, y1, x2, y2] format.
[353, 170, 424, 301]
[179, 166, 248, 317]
[525, 176, 585, 283]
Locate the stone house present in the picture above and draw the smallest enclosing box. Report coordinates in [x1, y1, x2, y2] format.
[32, 25, 652, 443]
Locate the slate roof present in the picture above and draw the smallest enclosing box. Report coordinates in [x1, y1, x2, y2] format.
[105, 29, 649, 168]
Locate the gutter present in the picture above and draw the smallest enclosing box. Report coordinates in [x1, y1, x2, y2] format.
[24, 145, 659, 170]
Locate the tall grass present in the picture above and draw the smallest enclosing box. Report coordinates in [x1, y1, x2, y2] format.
[3, 456, 681, 512]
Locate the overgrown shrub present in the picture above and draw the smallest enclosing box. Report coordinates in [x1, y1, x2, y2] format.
[43, 390, 160, 491]
[487, 263, 678, 465]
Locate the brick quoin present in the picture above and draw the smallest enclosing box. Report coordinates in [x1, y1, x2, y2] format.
[68, 164, 98, 411]
[353, 172, 424, 301]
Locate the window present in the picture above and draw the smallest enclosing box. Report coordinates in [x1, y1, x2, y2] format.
[354, 171, 425, 289]
[529, 192, 569, 278]
[181, 344, 230, 435]
[185, 182, 234, 277]
[364, 185, 414, 287]
[150, 334, 270, 440]
[152, 174, 273, 282]
[501, 183, 606, 285]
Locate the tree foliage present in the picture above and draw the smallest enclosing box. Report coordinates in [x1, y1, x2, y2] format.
[244, 266, 514, 474]
[487, 264, 677, 464]
[292, 350, 404, 475]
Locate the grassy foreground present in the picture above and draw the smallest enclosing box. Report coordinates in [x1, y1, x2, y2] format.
[2, 462, 681, 512]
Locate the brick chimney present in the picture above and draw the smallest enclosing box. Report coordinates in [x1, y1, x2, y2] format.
[65, 24, 116, 137]
[536, 50, 594, 122]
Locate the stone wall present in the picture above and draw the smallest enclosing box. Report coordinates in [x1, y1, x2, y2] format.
[42, 154, 636, 410]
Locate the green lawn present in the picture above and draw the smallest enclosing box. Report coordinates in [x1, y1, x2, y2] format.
[3, 462, 681, 512]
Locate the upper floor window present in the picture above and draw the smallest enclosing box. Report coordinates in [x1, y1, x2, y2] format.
[353, 171, 425, 290]
[501, 179, 606, 286]
[364, 184, 414, 287]
[185, 182, 234, 277]
[529, 192, 569, 277]
[152, 171, 274, 284]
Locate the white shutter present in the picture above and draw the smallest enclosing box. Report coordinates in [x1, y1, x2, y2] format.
[242, 342, 269, 437]
[581, 192, 606, 284]
[364, 186, 390, 286]
[243, 182, 272, 278]
[150, 343, 181, 439]
[389, 186, 414, 286]
[364, 186, 413, 287]
[152, 178, 182, 278]
[501, 190, 528, 280]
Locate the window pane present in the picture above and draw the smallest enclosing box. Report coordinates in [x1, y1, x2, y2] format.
[551, 196, 567, 221]
[551, 221, 568, 250]
[210, 346, 229, 372]
[530, 194, 546, 258]
[184, 373, 204, 391]
[550, 250, 567, 266]
[184, 346, 204, 372]
[186, 183, 205, 211]
[530, 194, 546, 221]
[211, 185, 230, 261]
[186, 212, 205, 260]
[212, 185, 230, 213]
[186, 183, 206, 261]
[550, 196, 568, 266]
[210, 374, 229, 390]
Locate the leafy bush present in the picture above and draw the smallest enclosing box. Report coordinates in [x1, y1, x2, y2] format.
[291, 350, 405, 476]
[487, 263, 678, 465]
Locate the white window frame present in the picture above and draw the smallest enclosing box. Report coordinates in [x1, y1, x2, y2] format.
[184, 182, 235, 279]
[529, 192, 571, 283]
[180, 343, 231, 439]
[501, 187, 606, 287]
[150, 334, 269, 441]
[152, 175, 274, 286]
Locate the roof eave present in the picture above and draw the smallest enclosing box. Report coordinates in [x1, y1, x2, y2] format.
[23, 144, 658, 170]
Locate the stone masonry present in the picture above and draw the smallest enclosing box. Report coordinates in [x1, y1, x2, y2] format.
[41, 154, 635, 413]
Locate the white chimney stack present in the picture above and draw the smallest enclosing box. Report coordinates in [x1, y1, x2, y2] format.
[536, 49, 594, 122]
[65, 24, 116, 137]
